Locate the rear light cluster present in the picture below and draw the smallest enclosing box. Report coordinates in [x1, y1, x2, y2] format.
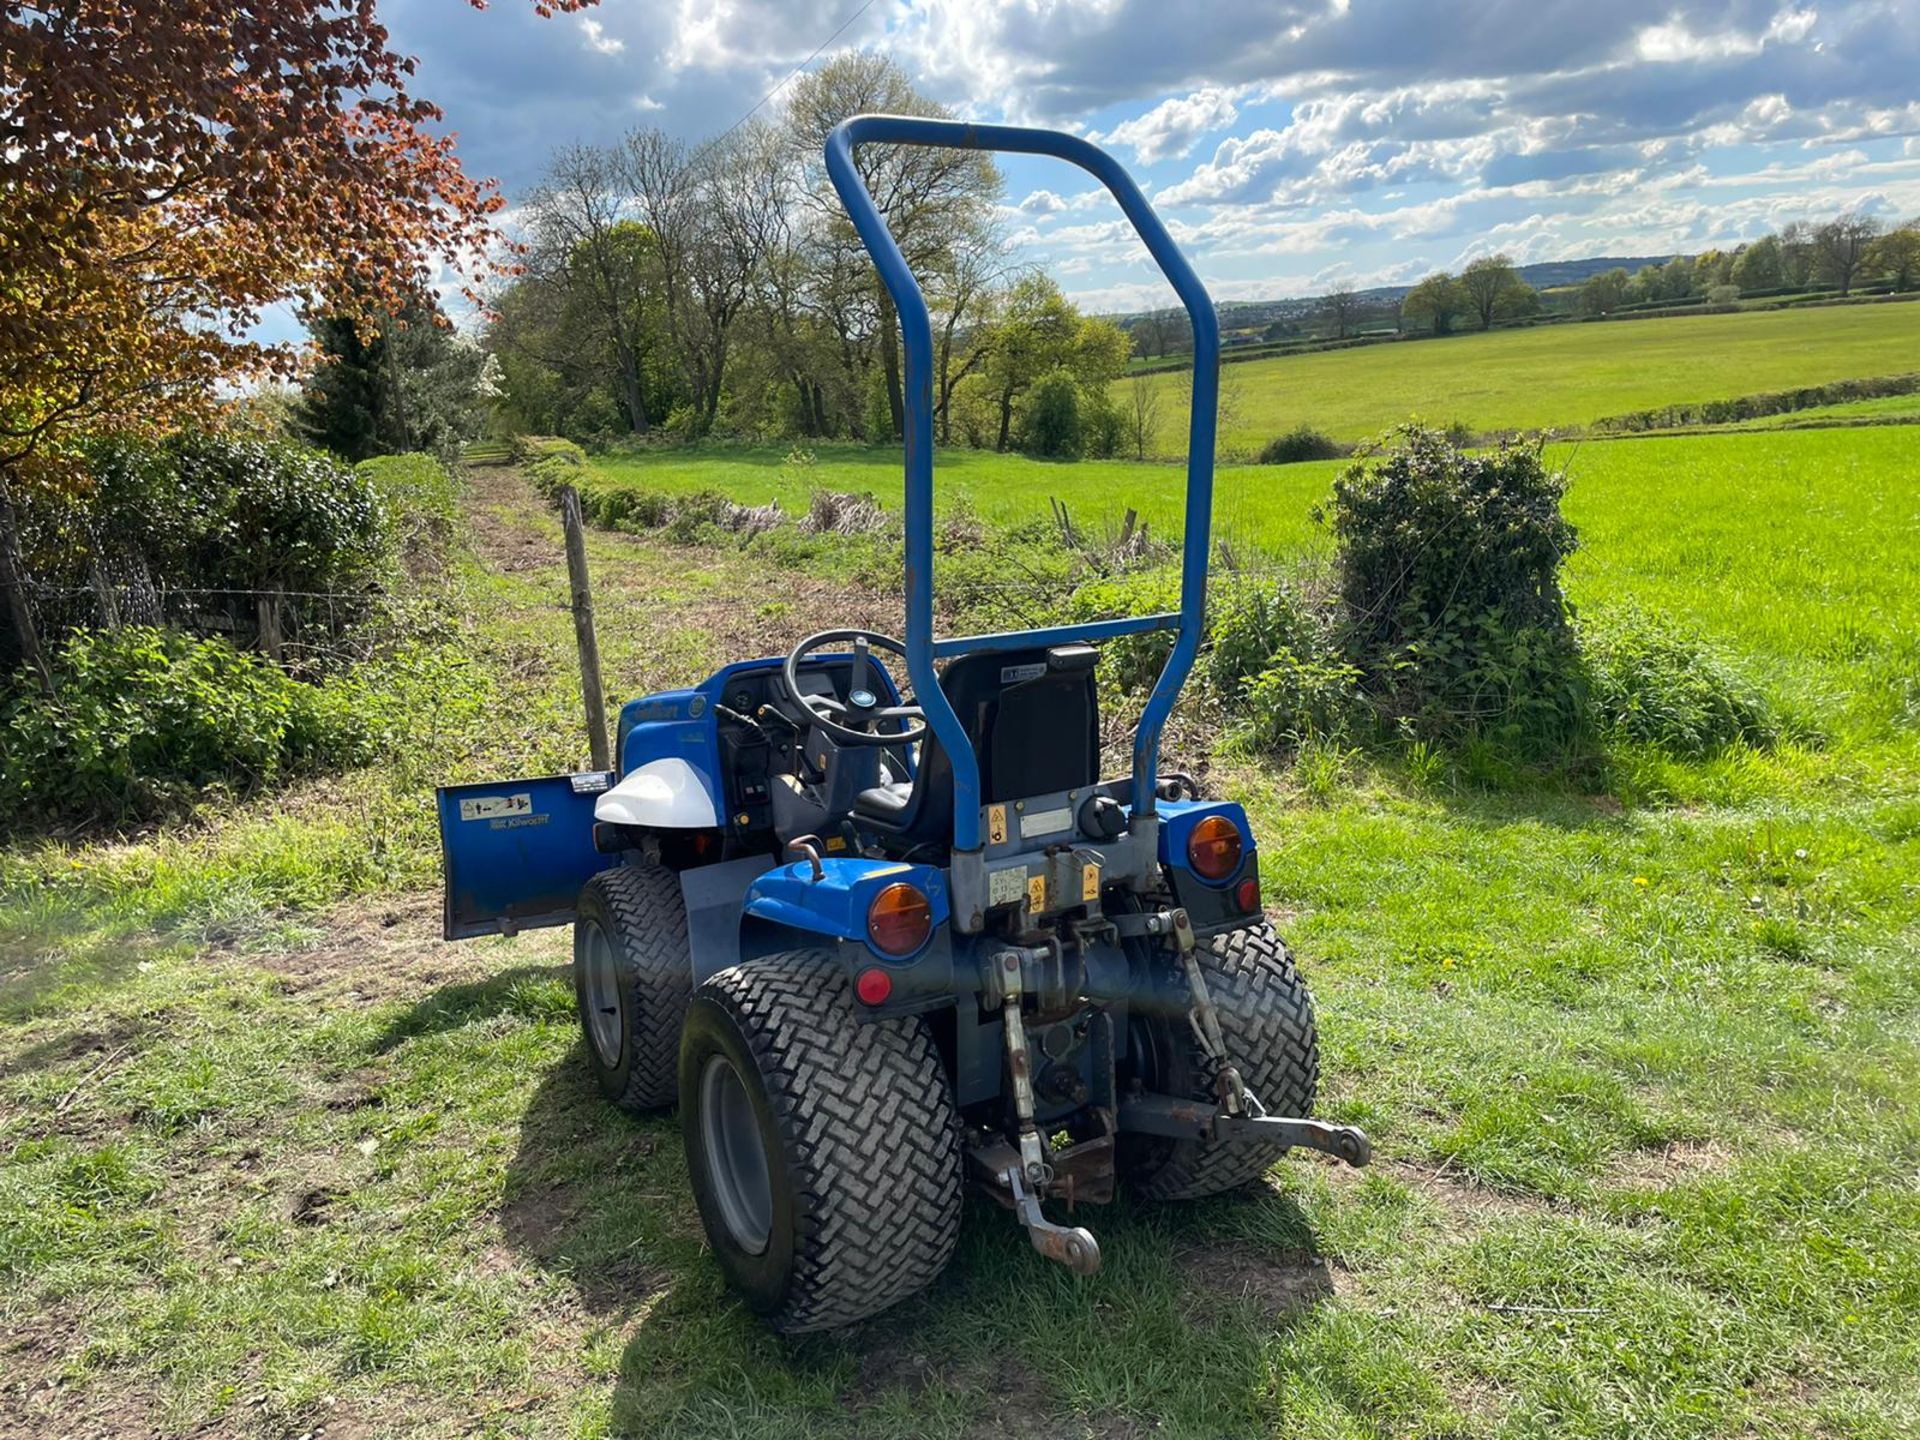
[857, 882, 933, 1007]
[1187, 815, 1244, 880]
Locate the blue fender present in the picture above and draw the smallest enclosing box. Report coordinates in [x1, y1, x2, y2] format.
[743, 857, 951, 959]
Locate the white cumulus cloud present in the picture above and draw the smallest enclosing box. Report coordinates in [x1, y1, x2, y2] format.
[1092, 87, 1242, 163]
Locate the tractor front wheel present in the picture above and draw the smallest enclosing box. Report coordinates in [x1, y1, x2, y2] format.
[1122, 921, 1321, 1200]
[572, 863, 693, 1112]
[679, 951, 963, 1333]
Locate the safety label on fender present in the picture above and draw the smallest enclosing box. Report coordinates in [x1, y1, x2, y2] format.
[988, 867, 1027, 906]
[987, 804, 1009, 844]
[568, 771, 613, 794]
[459, 793, 532, 822]
[999, 662, 1046, 684]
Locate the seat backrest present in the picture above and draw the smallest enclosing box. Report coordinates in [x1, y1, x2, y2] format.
[878, 644, 1099, 849]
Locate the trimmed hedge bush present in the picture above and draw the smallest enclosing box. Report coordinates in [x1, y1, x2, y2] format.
[1325, 425, 1582, 749]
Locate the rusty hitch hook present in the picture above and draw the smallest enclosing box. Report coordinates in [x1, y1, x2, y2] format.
[1003, 1164, 1102, 1277]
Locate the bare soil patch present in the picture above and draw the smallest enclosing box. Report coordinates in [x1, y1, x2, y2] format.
[1604, 1137, 1738, 1189]
[1177, 1239, 1340, 1319]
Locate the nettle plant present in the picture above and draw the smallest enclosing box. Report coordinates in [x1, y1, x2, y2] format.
[1323, 424, 1583, 752]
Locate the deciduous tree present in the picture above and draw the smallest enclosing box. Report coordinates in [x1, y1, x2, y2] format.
[1814, 214, 1883, 296]
[1401, 273, 1471, 336]
[786, 53, 1002, 438]
[1318, 284, 1362, 339]
[1864, 223, 1920, 292]
[1579, 268, 1631, 317]
[0, 0, 585, 690]
[1458, 255, 1534, 330]
[1731, 236, 1784, 293]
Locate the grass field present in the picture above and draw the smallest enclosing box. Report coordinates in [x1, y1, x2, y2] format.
[583, 425, 1920, 738]
[1125, 301, 1920, 455]
[4, 425, 1919, 1437]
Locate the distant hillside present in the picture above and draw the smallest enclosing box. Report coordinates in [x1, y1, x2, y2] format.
[1117, 255, 1681, 325]
[1513, 256, 1680, 291]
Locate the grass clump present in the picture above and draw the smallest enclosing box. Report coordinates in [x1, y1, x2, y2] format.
[1580, 605, 1776, 757]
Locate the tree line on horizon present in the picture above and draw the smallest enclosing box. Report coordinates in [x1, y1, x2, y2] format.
[1123, 210, 1920, 359]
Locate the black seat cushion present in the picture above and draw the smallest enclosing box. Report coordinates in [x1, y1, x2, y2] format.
[855, 780, 913, 816]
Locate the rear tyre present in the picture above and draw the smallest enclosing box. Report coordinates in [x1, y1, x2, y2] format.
[572, 863, 693, 1112]
[1122, 921, 1320, 1201]
[679, 951, 963, 1334]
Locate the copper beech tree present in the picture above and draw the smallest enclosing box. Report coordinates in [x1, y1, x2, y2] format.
[0, 0, 588, 688]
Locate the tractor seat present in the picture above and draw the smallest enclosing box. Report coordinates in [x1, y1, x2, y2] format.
[854, 643, 1100, 850]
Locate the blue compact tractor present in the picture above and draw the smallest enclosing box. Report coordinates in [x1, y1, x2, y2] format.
[437, 116, 1370, 1333]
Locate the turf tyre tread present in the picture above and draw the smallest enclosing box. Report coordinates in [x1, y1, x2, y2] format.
[1132, 922, 1320, 1201]
[573, 863, 693, 1112]
[682, 952, 962, 1333]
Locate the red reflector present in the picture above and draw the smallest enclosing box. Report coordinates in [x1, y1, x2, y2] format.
[1236, 877, 1261, 912]
[855, 968, 893, 1005]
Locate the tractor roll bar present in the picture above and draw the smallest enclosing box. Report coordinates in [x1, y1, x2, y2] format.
[825, 115, 1220, 853]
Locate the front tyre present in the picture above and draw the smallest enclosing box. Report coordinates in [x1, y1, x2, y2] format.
[679, 952, 963, 1334]
[1122, 922, 1320, 1200]
[572, 864, 693, 1112]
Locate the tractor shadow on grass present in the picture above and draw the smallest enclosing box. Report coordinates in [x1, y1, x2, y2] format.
[497, 1034, 1343, 1436]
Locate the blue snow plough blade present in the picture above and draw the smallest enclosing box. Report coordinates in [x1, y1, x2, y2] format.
[436, 772, 617, 939]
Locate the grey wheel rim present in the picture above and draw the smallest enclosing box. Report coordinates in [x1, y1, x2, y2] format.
[699, 1053, 773, 1254]
[582, 920, 623, 1067]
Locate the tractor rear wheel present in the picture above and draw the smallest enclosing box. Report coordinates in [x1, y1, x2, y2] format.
[572, 863, 693, 1112]
[1122, 921, 1321, 1201]
[679, 951, 963, 1333]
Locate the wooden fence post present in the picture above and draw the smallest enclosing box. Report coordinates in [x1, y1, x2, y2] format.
[0, 476, 55, 696]
[559, 486, 611, 771]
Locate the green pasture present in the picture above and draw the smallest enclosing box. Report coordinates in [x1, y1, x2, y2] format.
[1127, 300, 1920, 454]
[583, 425, 1918, 745]
[5, 421, 1918, 1437]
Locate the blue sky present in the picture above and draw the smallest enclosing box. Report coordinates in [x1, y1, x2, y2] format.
[377, 0, 1920, 319]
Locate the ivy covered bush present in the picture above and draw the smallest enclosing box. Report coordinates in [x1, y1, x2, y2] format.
[1323, 425, 1583, 750]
